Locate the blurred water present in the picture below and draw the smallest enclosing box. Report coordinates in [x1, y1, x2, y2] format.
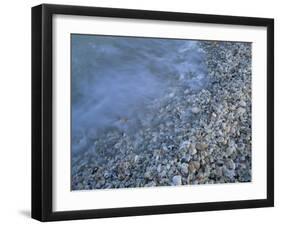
[71, 35, 209, 154]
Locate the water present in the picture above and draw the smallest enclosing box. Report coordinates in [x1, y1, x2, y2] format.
[71, 34, 209, 154]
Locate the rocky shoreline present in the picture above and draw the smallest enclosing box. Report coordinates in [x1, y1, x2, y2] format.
[71, 41, 252, 190]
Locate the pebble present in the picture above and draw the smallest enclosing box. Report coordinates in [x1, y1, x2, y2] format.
[226, 146, 235, 156]
[179, 140, 191, 151]
[226, 159, 236, 170]
[239, 100, 247, 107]
[169, 92, 175, 98]
[196, 143, 208, 151]
[180, 163, 189, 175]
[104, 171, 111, 179]
[144, 171, 153, 180]
[172, 175, 182, 186]
[184, 89, 190, 94]
[191, 107, 200, 114]
[188, 161, 200, 173]
[193, 161, 201, 170]
[222, 166, 235, 179]
[157, 164, 162, 173]
[134, 155, 140, 163]
[237, 107, 246, 115]
[215, 166, 223, 178]
[190, 144, 197, 155]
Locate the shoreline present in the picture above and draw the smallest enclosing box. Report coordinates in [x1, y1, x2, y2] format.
[71, 41, 252, 190]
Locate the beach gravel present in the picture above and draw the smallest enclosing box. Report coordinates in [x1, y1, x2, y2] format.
[71, 41, 252, 190]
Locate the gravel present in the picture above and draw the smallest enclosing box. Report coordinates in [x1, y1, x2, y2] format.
[71, 41, 252, 190]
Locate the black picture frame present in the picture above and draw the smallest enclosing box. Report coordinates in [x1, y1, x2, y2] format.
[31, 3, 274, 222]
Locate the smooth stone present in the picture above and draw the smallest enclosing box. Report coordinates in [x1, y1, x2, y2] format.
[159, 170, 167, 178]
[237, 107, 246, 115]
[103, 171, 111, 179]
[215, 166, 223, 177]
[226, 159, 236, 170]
[179, 140, 191, 151]
[180, 163, 189, 175]
[188, 161, 200, 173]
[196, 143, 208, 151]
[222, 166, 235, 178]
[239, 100, 247, 107]
[191, 107, 200, 114]
[188, 164, 195, 174]
[157, 164, 162, 173]
[224, 125, 231, 133]
[193, 161, 201, 170]
[190, 145, 197, 155]
[217, 137, 225, 143]
[172, 175, 182, 186]
[180, 157, 188, 163]
[169, 92, 175, 98]
[230, 127, 236, 134]
[181, 153, 192, 163]
[237, 143, 245, 151]
[184, 89, 190, 94]
[226, 146, 235, 156]
[144, 171, 153, 180]
[134, 155, 139, 163]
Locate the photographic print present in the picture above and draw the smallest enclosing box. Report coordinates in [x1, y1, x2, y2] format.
[71, 34, 252, 190]
[32, 4, 273, 221]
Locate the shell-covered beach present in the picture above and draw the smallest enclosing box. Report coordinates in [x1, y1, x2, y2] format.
[71, 36, 251, 190]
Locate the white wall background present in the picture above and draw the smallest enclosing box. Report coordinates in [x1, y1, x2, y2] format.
[0, 0, 279, 225]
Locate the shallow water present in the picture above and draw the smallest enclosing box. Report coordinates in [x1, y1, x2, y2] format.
[71, 35, 209, 154]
